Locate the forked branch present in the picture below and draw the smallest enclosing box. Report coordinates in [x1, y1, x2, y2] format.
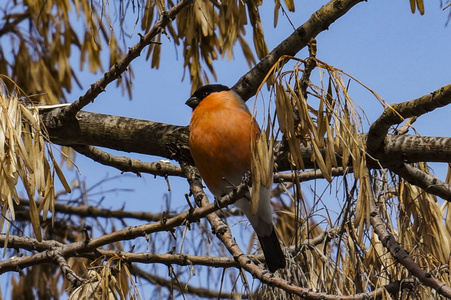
[367, 83, 451, 200]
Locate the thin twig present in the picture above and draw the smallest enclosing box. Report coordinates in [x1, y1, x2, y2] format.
[131, 265, 251, 299]
[275, 167, 348, 182]
[72, 145, 183, 177]
[47, 248, 83, 287]
[58, 0, 194, 118]
[18, 198, 172, 222]
[300, 37, 317, 99]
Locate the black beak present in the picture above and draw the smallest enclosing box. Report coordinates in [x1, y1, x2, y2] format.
[185, 96, 200, 109]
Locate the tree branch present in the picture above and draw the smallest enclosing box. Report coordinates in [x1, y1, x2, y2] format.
[18, 199, 172, 222]
[367, 83, 451, 154]
[0, 225, 337, 273]
[0, 180, 249, 274]
[275, 167, 348, 182]
[40, 107, 451, 170]
[72, 144, 183, 177]
[47, 248, 83, 288]
[41, 110, 193, 163]
[232, 0, 365, 101]
[53, 0, 194, 119]
[131, 265, 250, 299]
[181, 161, 392, 299]
[368, 171, 451, 298]
[367, 83, 451, 200]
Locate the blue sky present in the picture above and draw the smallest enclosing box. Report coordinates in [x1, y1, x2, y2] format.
[22, 0, 451, 296]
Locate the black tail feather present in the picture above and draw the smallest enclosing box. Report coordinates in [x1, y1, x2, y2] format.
[257, 229, 286, 272]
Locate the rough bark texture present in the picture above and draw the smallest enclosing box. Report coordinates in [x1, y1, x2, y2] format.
[41, 109, 451, 170]
[41, 109, 192, 163]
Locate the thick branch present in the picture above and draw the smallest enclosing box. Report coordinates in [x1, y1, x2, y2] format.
[41, 110, 192, 163]
[367, 83, 451, 200]
[40, 109, 451, 171]
[367, 84, 451, 154]
[233, 0, 365, 101]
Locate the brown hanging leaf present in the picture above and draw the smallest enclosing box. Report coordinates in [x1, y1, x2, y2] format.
[50, 150, 72, 193]
[410, 0, 425, 14]
[251, 130, 274, 215]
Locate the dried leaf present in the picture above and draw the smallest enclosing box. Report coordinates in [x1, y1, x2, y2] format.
[29, 198, 42, 241]
[50, 150, 71, 193]
[251, 131, 274, 215]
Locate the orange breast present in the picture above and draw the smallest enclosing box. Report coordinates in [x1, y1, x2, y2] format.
[189, 91, 260, 196]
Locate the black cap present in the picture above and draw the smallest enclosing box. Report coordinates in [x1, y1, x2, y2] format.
[186, 84, 230, 109]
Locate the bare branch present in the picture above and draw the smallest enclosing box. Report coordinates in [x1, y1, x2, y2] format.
[0, 234, 64, 252]
[18, 199, 171, 222]
[72, 144, 183, 177]
[41, 110, 193, 163]
[388, 163, 451, 201]
[275, 167, 348, 182]
[367, 83, 451, 154]
[0, 228, 336, 273]
[39, 107, 451, 171]
[300, 38, 318, 99]
[0, 181, 249, 274]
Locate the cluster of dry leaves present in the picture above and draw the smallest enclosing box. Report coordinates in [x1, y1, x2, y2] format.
[0, 79, 70, 243]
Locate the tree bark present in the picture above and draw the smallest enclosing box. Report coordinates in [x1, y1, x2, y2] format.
[40, 109, 451, 171]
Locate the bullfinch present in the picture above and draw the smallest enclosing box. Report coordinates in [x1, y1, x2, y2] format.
[186, 84, 286, 272]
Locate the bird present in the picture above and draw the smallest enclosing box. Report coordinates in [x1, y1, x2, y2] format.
[186, 84, 286, 272]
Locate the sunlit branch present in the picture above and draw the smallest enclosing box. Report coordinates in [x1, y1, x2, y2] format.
[41, 110, 193, 163]
[367, 83, 451, 200]
[40, 107, 451, 170]
[72, 144, 183, 177]
[367, 84, 451, 153]
[233, 0, 366, 101]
